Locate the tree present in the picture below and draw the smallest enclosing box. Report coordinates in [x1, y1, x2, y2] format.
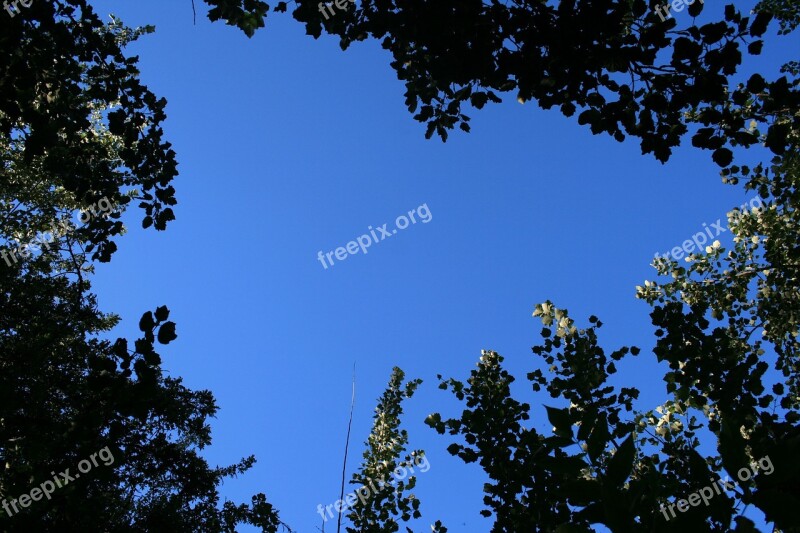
[422, 65, 800, 533]
[237, 1, 797, 529]
[345, 368, 424, 533]
[0, 7, 285, 532]
[235, 0, 800, 166]
[0, 0, 271, 246]
[3, 0, 799, 531]
[420, 143, 799, 531]
[314, 366, 447, 533]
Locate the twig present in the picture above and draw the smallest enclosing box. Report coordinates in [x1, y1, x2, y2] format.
[337, 364, 356, 533]
[191, 0, 196, 25]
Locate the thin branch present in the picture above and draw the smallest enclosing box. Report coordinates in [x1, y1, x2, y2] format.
[337, 364, 356, 533]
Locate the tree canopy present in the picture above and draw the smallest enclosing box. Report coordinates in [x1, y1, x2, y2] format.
[1, 0, 799, 531]
[287, 0, 800, 165]
[0, 5, 284, 531]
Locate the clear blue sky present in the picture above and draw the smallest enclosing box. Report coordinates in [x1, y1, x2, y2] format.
[88, 1, 796, 530]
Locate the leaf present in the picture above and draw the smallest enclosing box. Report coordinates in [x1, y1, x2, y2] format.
[578, 109, 601, 127]
[157, 321, 178, 344]
[734, 516, 759, 531]
[470, 92, 489, 109]
[139, 311, 155, 333]
[747, 74, 767, 93]
[111, 338, 129, 359]
[687, 0, 704, 17]
[712, 147, 734, 167]
[719, 416, 749, 478]
[587, 412, 609, 462]
[143, 351, 162, 366]
[564, 479, 602, 506]
[546, 406, 573, 438]
[154, 305, 170, 322]
[604, 434, 635, 487]
[765, 123, 790, 155]
[154, 208, 176, 230]
[749, 12, 773, 37]
[747, 40, 763, 55]
[577, 410, 596, 442]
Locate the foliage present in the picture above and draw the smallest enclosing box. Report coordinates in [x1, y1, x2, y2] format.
[0, 0, 273, 248]
[282, 0, 797, 166]
[423, 86, 800, 533]
[3, 0, 799, 531]
[204, 0, 270, 36]
[0, 9, 283, 532]
[346, 367, 427, 533]
[189, 0, 800, 165]
[0, 4, 176, 250]
[756, 0, 800, 34]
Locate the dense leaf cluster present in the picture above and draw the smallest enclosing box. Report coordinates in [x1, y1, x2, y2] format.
[0, 3, 285, 531]
[422, 78, 800, 533]
[346, 368, 425, 533]
[2, 0, 799, 531]
[286, 0, 799, 165]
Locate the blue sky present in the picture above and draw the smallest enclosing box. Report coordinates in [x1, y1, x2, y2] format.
[88, 1, 797, 530]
